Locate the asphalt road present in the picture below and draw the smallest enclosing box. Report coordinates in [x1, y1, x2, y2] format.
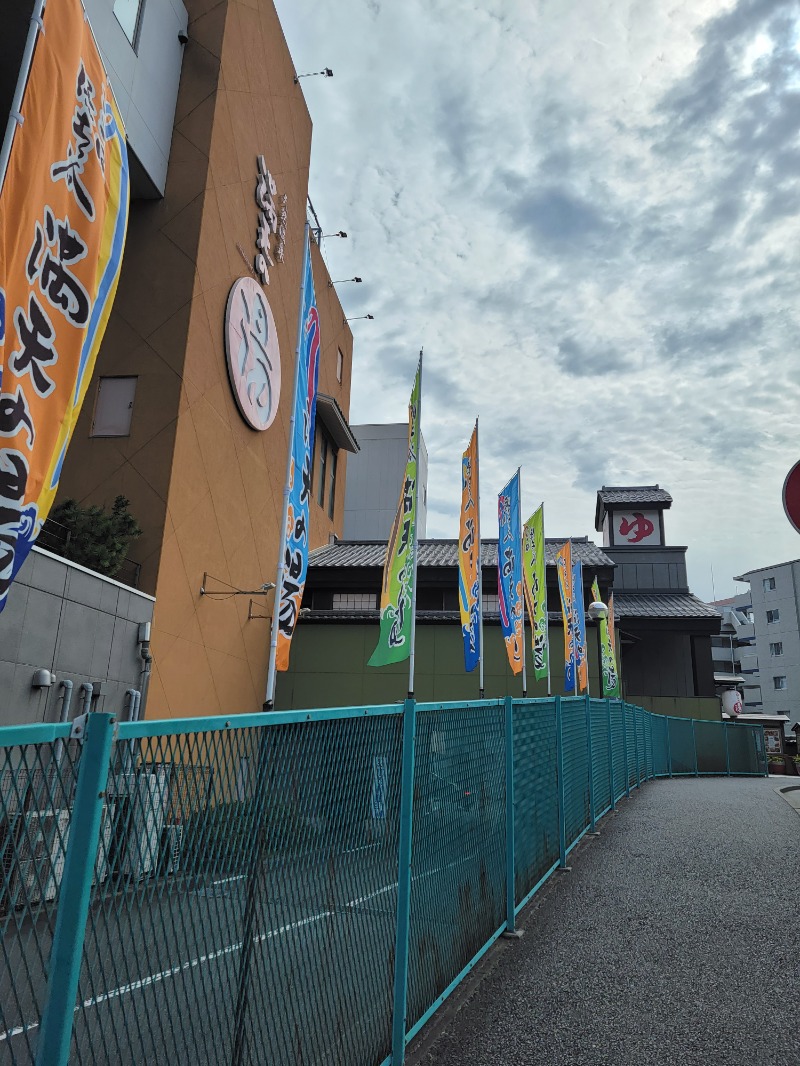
[412, 777, 800, 1066]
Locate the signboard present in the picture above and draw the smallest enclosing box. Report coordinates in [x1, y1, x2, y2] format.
[224, 277, 281, 430]
[763, 728, 782, 755]
[782, 461, 800, 534]
[612, 510, 661, 546]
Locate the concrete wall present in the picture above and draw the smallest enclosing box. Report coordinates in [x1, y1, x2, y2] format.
[83, 0, 189, 194]
[344, 425, 428, 540]
[0, 548, 154, 727]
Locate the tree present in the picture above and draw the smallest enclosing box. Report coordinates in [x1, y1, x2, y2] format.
[48, 495, 143, 578]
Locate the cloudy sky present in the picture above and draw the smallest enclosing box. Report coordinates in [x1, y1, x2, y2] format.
[275, 0, 800, 602]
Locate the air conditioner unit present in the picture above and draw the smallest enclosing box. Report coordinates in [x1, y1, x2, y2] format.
[161, 825, 183, 874]
[6, 809, 70, 907]
[116, 772, 169, 880]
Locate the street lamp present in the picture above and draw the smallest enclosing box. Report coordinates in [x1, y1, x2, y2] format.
[587, 600, 608, 621]
[329, 277, 362, 287]
[344, 314, 374, 324]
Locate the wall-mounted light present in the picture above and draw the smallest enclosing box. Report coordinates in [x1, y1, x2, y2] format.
[344, 314, 374, 324]
[328, 277, 362, 287]
[322, 231, 347, 239]
[294, 68, 333, 84]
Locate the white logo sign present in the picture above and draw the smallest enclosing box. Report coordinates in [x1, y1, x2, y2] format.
[224, 277, 281, 431]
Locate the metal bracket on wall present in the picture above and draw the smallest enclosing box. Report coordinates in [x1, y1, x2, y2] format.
[247, 599, 271, 622]
[200, 572, 276, 598]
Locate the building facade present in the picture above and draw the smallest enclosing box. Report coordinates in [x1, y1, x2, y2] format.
[735, 560, 800, 726]
[0, 0, 358, 721]
[343, 424, 428, 540]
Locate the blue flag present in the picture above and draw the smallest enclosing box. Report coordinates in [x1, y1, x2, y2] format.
[497, 471, 523, 675]
[572, 558, 588, 693]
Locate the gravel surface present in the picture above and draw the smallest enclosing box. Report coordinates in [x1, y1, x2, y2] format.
[413, 777, 800, 1066]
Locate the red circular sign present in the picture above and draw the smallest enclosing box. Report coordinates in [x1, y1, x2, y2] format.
[782, 461, 800, 533]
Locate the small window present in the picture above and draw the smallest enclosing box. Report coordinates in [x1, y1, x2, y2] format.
[317, 433, 328, 507]
[767, 609, 780, 624]
[332, 592, 376, 611]
[774, 676, 787, 691]
[763, 576, 776, 592]
[336, 348, 344, 383]
[327, 448, 337, 519]
[482, 593, 499, 614]
[91, 376, 137, 437]
[113, 0, 144, 47]
[770, 642, 783, 656]
[747, 609, 754, 623]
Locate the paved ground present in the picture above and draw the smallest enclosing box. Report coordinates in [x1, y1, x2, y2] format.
[411, 777, 800, 1066]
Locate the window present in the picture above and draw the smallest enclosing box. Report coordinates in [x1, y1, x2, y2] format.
[327, 448, 337, 519]
[314, 424, 339, 518]
[317, 433, 328, 507]
[113, 0, 144, 46]
[332, 592, 376, 611]
[770, 642, 783, 656]
[336, 348, 344, 383]
[773, 676, 787, 691]
[763, 576, 776, 592]
[91, 376, 137, 437]
[482, 593, 499, 614]
[767, 609, 780, 624]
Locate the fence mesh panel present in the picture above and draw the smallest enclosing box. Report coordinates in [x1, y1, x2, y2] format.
[652, 715, 670, 777]
[69, 711, 403, 1066]
[513, 700, 559, 904]
[727, 723, 767, 775]
[695, 721, 727, 774]
[610, 702, 627, 802]
[668, 718, 697, 775]
[406, 703, 506, 1033]
[561, 699, 589, 847]
[1, 737, 80, 1065]
[589, 700, 612, 816]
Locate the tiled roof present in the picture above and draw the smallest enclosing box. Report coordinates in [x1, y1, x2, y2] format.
[613, 593, 720, 619]
[308, 538, 615, 569]
[595, 485, 672, 530]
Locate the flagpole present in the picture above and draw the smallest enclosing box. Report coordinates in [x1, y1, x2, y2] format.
[583, 562, 591, 698]
[518, 468, 527, 698]
[476, 418, 484, 700]
[0, 0, 46, 197]
[543, 504, 552, 697]
[265, 223, 311, 710]
[408, 349, 423, 699]
[570, 541, 577, 700]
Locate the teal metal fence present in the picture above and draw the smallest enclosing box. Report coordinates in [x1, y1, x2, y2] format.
[0, 700, 767, 1066]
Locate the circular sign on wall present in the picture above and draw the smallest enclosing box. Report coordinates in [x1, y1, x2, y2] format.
[224, 277, 281, 431]
[782, 460, 800, 534]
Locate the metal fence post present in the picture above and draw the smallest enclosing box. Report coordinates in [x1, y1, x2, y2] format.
[606, 699, 615, 810]
[37, 712, 115, 1066]
[585, 696, 595, 833]
[391, 698, 417, 1065]
[692, 719, 699, 776]
[724, 722, 731, 776]
[648, 711, 654, 779]
[666, 716, 673, 778]
[503, 697, 518, 934]
[632, 705, 640, 788]
[622, 702, 630, 798]
[555, 696, 567, 868]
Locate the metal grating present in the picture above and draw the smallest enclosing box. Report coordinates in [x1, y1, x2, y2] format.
[513, 700, 559, 904]
[560, 699, 590, 847]
[589, 700, 612, 817]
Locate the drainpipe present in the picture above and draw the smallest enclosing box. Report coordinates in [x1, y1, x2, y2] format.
[78, 682, 94, 715]
[137, 622, 153, 720]
[122, 689, 141, 772]
[53, 680, 74, 767]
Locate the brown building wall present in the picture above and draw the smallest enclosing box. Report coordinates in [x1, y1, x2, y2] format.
[55, 0, 353, 719]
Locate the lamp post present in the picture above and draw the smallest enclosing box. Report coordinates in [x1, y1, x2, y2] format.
[586, 600, 608, 699]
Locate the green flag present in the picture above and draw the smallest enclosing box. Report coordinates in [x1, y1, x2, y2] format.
[368, 361, 421, 667]
[522, 504, 549, 684]
[592, 577, 621, 698]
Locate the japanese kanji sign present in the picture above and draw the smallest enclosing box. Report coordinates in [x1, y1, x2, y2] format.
[368, 359, 421, 668]
[0, 0, 129, 611]
[224, 277, 281, 430]
[522, 504, 549, 684]
[458, 423, 481, 673]
[275, 231, 319, 671]
[498, 471, 524, 676]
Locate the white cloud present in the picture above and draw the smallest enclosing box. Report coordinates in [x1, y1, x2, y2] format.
[276, 0, 800, 601]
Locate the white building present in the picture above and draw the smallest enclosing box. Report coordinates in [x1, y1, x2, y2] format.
[734, 560, 800, 731]
[343, 424, 428, 541]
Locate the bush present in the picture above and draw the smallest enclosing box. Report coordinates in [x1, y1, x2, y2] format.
[50, 495, 142, 577]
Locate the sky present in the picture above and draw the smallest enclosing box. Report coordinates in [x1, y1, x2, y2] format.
[274, 0, 800, 602]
